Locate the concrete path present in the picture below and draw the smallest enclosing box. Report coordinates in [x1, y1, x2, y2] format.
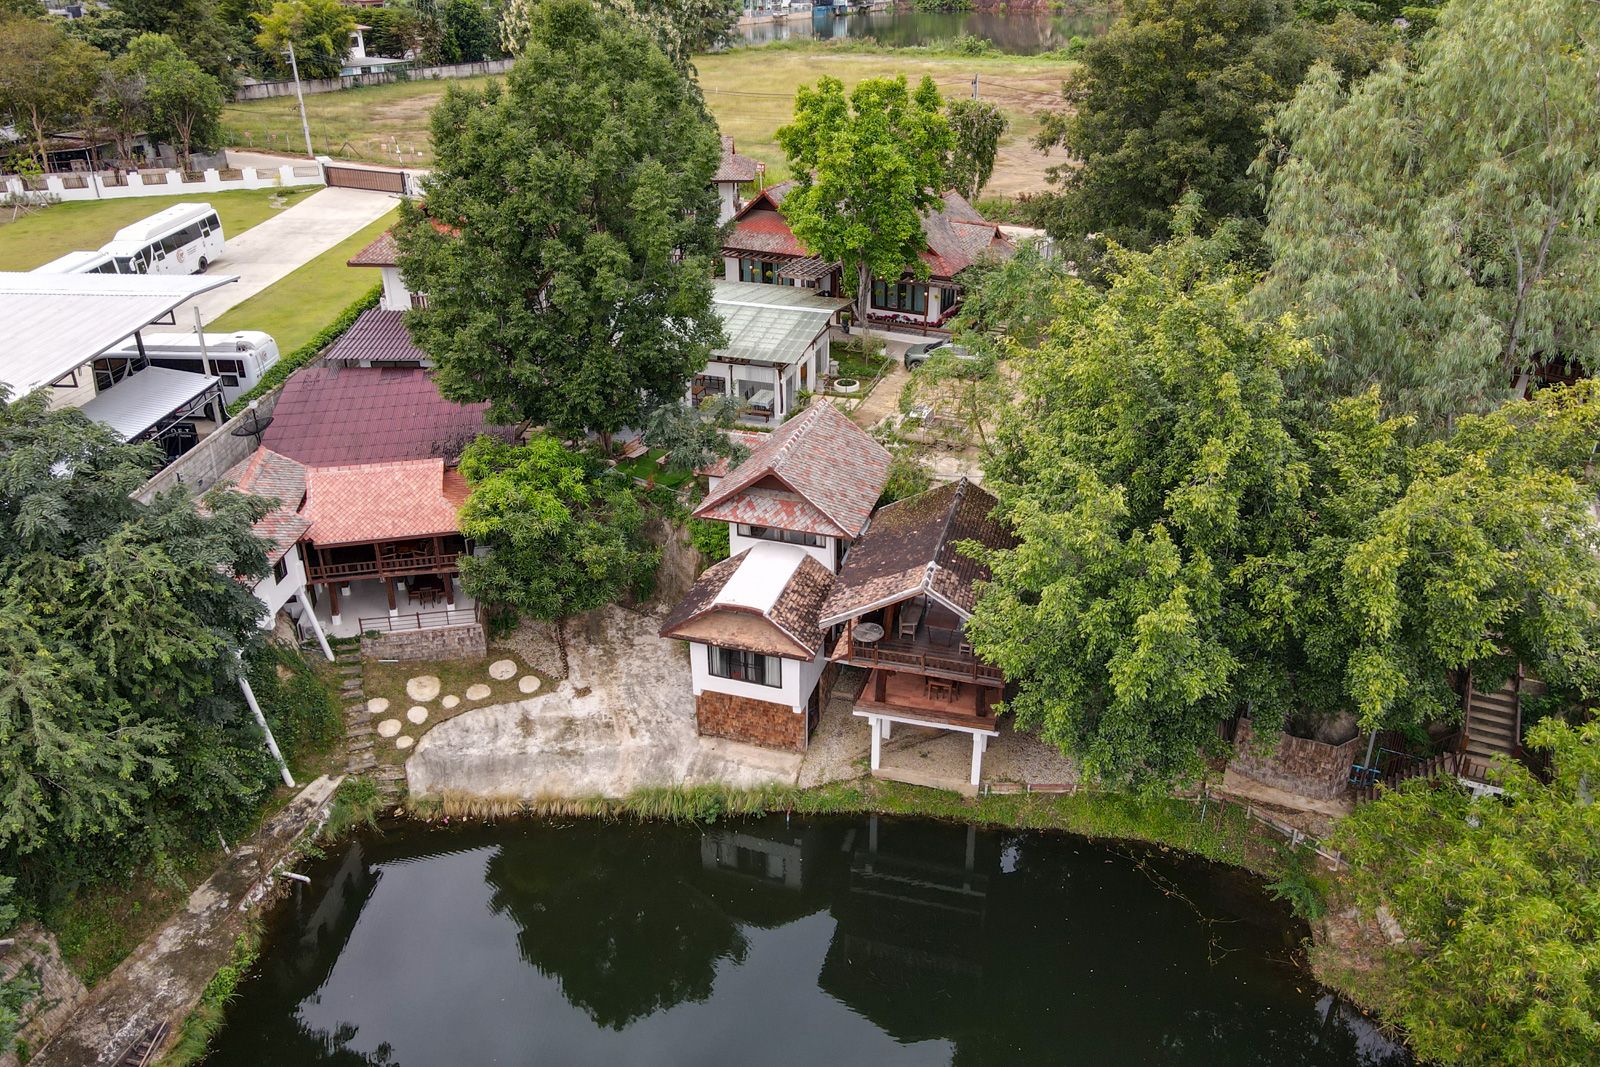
[407, 604, 803, 799]
[177, 186, 399, 326]
[847, 343, 911, 431]
[28, 775, 341, 1067]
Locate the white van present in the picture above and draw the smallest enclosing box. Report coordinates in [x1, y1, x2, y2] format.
[33, 250, 123, 274]
[107, 331, 279, 405]
[100, 202, 224, 276]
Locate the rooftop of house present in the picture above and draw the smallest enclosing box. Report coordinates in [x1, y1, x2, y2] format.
[819, 477, 1015, 627]
[222, 447, 310, 564]
[694, 400, 891, 539]
[659, 541, 835, 659]
[302, 458, 469, 547]
[714, 136, 761, 185]
[324, 307, 428, 365]
[722, 187, 1013, 280]
[347, 230, 399, 268]
[261, 366, 510, 467]
[711, 280, 849, 367]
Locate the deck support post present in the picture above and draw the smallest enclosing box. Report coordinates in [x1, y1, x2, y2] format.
[881, 719, 891, 741]
[869, 715, 882, 771]
[387, 578, 398, 618]
[329, 583, 341, 627]
[444, 574, 455, 606]
[969, 731, 987, 788]
[298, 586, 334, 661]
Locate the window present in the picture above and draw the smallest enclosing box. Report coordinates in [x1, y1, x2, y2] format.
[708, 645, 782, 688]
[272, 556, 289, 584]
[51, 369, 78, 389]
[940, 286, 959, 314]
[737, 524, 824, 549]
[739, 258, 782, 284]
[410, 291, 430, 309]
[871, 279, 928, 314]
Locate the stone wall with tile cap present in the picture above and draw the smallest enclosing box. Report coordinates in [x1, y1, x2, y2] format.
[697, 691, 807, 751]
[1228, 718, 1362, 802]
[361, 624, 486, 662]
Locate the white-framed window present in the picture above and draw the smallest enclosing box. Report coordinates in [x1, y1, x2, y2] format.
[708, 645, 782, 688]
[738, 524, 824, 548]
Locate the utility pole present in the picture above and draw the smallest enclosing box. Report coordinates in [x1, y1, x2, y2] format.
[287, 40, 315, 160]
[972, 73, 979, 99]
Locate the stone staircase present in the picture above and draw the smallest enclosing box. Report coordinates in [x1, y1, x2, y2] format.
[332, 640, 406, 801]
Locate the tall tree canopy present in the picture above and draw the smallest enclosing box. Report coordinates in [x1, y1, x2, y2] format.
[1255, 0, 1600, 434]
[254, 0, 356, 80]
[946, 97, 1008, 202]
[967, 218, 1600, 785]
[1032, 0, 1393, 250]
[397, 0, 725, 439]
[0, 15, 105, 171]
[500, 0, 739, 71]
[120, 32, 224, 164]
[112, 0, 237, 83]
[775, 74, 952, 322]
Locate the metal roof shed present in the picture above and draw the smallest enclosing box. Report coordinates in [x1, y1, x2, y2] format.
[75, 366, 222, 442]
[711, 281, 848, 367]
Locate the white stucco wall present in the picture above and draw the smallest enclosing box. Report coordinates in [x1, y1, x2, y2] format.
[252, 545, 307, 627]
[688, 641, 828, 714]
[728, 528, 836, 572]
[379, 266, 412, 311]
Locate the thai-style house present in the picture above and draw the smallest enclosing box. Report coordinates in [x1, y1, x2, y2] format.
[819, 478, 1016, 787]
[693, 400, 891, 573]
[721, 184, 1014, 332]
[714, 136, 761, 225]
[698, 280, 850, 426]
[337, 230, 431, 368]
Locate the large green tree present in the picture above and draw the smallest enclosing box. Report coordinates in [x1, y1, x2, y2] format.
[120, 33, 223, 165]
[253, 0, 356, 80]
[112, 0, 237, 83]
[775, 74, 953, 323]
[396, 0, 725, 440]
[0, 16, 105, 171]
[1255, 0, 1600, 434]
[1330, 718, 1600, 1067]
[1032, 0, 1393, 250]
[946, 97, 1008, 202]
[500, 0, 739, 71]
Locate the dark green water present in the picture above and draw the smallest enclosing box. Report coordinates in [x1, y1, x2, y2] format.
[202, 816, 1409, 1066]
[737, 9, 1115, 55]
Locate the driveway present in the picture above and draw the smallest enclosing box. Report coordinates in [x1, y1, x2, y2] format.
[406, 604, 804, 799]
[177, 186, 399, 325]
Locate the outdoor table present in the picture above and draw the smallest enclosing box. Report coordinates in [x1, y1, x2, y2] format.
[854, 622, 885, 643]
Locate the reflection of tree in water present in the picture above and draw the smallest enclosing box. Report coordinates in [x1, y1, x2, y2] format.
[484, 823, 749, 1030]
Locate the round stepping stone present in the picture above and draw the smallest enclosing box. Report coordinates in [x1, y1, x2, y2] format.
[406, 705, 429, 724]
[405, 675, 441, 701]
[395, 736, 414, 750]
[465, 683, 491, 701]
[518, 675, 541, 694]
[442, 695, 460, 709]
[366, 697, 390, 715]
[376, 718, 402, 738]
[488, 658, 518, 681]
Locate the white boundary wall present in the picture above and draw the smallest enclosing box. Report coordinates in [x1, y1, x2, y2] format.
[1, 164, 324, 204]
[233, 59, 515, 100]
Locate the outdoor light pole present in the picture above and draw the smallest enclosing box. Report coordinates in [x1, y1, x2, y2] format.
[286, 40, 315, 160]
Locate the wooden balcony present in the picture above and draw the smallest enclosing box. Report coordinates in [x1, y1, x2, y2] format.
[834, 621, 1003, 686]
[306, 544, 463, 583]
[855, 669, 1001, 727]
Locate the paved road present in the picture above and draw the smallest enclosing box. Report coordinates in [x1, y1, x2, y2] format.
[175, 185, 399, 326]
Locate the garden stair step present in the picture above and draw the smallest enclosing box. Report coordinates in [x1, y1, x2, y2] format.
[346, 724, 374, 738]
[347, 754, 377, 773]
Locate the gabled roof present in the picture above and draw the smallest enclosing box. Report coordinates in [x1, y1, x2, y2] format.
[714, 136, 761, 184]
[659, 542, 835, 659]
[721, 182, 807, 259]
[695, 401, 891, 539]
[324, 308, 428, 365]
[818, 478, 1014, 627]
[347, 230, 399, 267]
[261, 366, 509, 467]
[301, 458, 469, 547]
[222, 447, 310, 564]
[710, 280, 848, 367]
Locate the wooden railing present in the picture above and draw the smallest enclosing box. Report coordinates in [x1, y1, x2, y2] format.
[307, 549, 461, 582]
[837, 623, 1002, 684]
[357, 605, 479, 633]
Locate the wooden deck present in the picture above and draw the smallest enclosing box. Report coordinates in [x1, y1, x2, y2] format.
[835, 624, 1003, 686]
[854, 669, 1000, 732]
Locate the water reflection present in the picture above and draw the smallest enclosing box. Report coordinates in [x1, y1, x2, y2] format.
[203, 817, 1410, 1066]
[736, 8, 1117, 55]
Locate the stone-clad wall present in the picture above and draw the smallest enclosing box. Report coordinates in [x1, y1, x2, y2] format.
[361, 624, 487, 662]
[1229, 718, 1362, 801]
[697, 690, 807, 751]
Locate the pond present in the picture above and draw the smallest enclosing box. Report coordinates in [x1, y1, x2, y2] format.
[736, 7, 1116, 55]
[202, 816, 1410, 1066]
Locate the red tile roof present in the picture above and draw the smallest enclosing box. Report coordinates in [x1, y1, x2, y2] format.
[714, 136, 761, 184]
[301, 459, 469, 547]
[262, 366, 509, 467]
[347, 230, 398, 267]
[694, 401, 891, 539]
[659, 543, 835, 658]
[222, 447, 310, 563]
[324, 308, 428, 365]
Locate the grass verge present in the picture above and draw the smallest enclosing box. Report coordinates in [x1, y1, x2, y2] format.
[154, 924, 261, 1067]
[210, 209, 397, 356]
[0, 186, 318, 271]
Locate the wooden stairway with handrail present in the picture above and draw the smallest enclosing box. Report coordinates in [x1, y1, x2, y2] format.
[1462, 673, 1521, 765]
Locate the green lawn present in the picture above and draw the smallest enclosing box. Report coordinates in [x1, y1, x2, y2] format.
[615, 448, 694, 488]
[0, 186, 319, 271]
[209, 209, 398, 355]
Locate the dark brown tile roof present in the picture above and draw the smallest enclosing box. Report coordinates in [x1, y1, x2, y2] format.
[714, 136, 761, 184]
[262, 366, 511, 467]
[694, 402, 891, 539]
[819, 478, 1014, 626]
[659, 544, 835, 658]
[347, 230, 398, 267]
[222, 447, 309, 562]
[324, 308, 428, 365]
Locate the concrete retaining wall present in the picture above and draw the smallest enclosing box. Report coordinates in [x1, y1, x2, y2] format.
[0, 925, 87, 1067]
[696, 690, 807, 751]
[1229, 718, 1362, 802]
[234, 59, 515, 100]
[1, 164, 323, 204]
[361, 623, 487, 662]
[133, 386, 286, 502]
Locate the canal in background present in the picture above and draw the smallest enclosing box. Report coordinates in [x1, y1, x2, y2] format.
[202, 816, 1410, 1065]
[737, 7, 1116, 54]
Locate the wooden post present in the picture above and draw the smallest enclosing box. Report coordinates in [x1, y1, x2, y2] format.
[387, 577, 397, 614]
[444, 575, 455, 606]
[874, 669, 887, 702]
[328, 582, 341, 624]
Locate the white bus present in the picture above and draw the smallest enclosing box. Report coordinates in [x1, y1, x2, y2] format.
[32, 250, 123, 274]
[106, 331, 279, 405]
[100, 203, 224, 276]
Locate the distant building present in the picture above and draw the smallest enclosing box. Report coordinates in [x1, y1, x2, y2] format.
[341, 25, 412, 77]
[714, 136, 762, 225]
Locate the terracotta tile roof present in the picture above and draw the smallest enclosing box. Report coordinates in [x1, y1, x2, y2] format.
[714, 136, 761, 184]
[347, 230, 398, 267]
[324, 308, 428, 365]
[222, 447, 309, 563]
[819, 478, 1015, 626]
[694, 402, 891, 539]
[659, 543, 835, 658]
[697, 429, 769, 478]
[262, 366, 510, 467]
[301, 458, 468, 546]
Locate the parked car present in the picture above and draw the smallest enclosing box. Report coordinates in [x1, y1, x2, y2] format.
[903, 339, 976, 369]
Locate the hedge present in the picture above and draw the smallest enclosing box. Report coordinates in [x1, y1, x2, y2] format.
[226, 283, 382, 417]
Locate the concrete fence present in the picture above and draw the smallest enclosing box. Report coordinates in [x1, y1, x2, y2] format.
[233, 59, 515, 101]
[0, 163, 324, 204]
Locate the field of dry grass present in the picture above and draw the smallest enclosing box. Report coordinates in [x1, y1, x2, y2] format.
[222, 43, 1074, 195]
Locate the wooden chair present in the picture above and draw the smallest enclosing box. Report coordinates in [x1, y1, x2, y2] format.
[899, 598, 924, 639]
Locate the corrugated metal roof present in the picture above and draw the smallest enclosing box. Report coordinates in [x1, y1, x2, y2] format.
[712, 281, 848, 367]
[0, 271, 237, 394]
[74, 366, 220, 440]
[324, 308, 427, 364]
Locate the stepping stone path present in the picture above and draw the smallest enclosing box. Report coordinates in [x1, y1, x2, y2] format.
[395, 736, 415, 750]
[465, 683, 491, 701]
[406, 675, 441, 701]
[367, 697, 390, 715]
[442, 695, 460, 709]
[518, 675, 541, 694]
[406, 705, 429, 724]
[488, 659, 518, 681]
[377, 718, 402, 738]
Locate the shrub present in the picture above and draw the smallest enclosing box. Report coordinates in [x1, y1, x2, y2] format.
[688, 518, 730, 564]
